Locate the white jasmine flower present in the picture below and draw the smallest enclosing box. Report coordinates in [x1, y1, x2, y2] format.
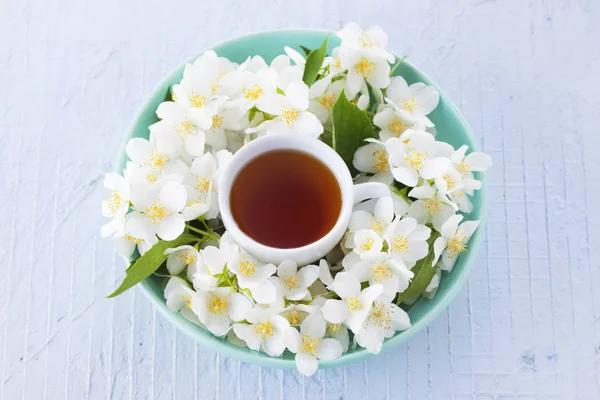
[323, 47, 345, 76]
[284, 312, 343, 376]
[325, 322, 350, 352]
[102, 173, 130, 219]
[385, 76, 439, 126]
[433, 214, 480, 271]
[352, 139, 393, 184]
[127, 181, 187, 241]
[447, 178, 482, 213]
[191, 287, 252, 337]
[308, 77, 348, 123]
[227, 247, 277, 304]
[275, 261, 320, 301]
[149, 101, 210, 160]
[174, 50, 236, 101]
[164, 276, 196, 312]
[204, 103, 246, 151]
[273, 51, 305, 89]
[352, 229, 385, 260]
[349, 254, 413, 302]
[280, 303, 318, 327]
[354, 299, 411, 354]
[406, 183, 457, 232]
[232, 307, 290, 356]
[373, 107, 419, 142]
[248, 81, 323, 137]
[125, 137, 187, 185]
[228, 67, 278, 111]
[317, 259, 335, 286]
[450, 145, 493, 178]
[321, 271, 383, 333]
[188, 233, 234, 290]
[386, 131, 438, 187]
[113, 231, 156, 258]
[337, 22, 394, 61]
[339, 47, 391, 98]
[384, 217, 431, 268]
[348, 196, 394, 236]
[182, 150, 232, 220]
[164, 245, 199, 275]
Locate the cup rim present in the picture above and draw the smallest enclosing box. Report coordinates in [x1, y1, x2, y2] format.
[218, 133, 353, 262]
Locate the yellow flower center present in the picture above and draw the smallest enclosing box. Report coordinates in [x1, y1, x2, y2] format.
[286, 310, 302, 326]
[211, 73, 225, 95]
[196, 176, 211, 192]
[388, 118, 406, 136]
[211, 115, 224, 130]
[284, 275, 299, 290]
[367, 301, 392, 330]
[254, 321, 274, 340]
[370, 218, 385, 234]
[300, 334, 320, 356]
[146, 172, 158, 183]
[176, 119, 196, 135]
[392, 236, 409, 254]
[180, 251, 197, 265]
[239, 257, 257, 276]
[443, 174, 456, 190]
[422, 197, 444, 216]
[243, 84, 264, 100]
[106, 190, 123, 216]
[360, 237, 375, 252]
[372, 264, 392, 282]
[145, 200, 171, 224]
[359, 34, 375, 48]
[332, 56, 342, 70]
[354, 57, 376, 77]
[189, 92, 206, 108]
[372, 150, 389, 173]
[208, 294, 228, 315]
[345, 296, 363, 311]
[327, 322, 343, 335]
[447, 232, 468, 258]
[280, 106, 300, 127]
[401, 96, 420, 112]
[124, 234, 142, 245]
[149, 152, 168, 169]
[182, 296, 192, 309]
[319, 93, 337, 110]
[404, 147, 428, 170]
[457, 161, 470, 175]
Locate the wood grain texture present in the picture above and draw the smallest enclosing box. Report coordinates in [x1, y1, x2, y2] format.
[1, 0, 599, 398]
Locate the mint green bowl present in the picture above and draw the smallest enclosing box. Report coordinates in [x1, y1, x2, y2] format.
[116, 30, 486, 369]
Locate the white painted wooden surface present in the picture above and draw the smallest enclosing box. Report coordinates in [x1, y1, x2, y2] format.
[1, 0, 599, 398]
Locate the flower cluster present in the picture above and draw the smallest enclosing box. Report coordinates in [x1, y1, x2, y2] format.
[101, 22, 491, 376]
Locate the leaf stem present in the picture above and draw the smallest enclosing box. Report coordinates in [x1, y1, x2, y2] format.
[185, 224, 211, 237]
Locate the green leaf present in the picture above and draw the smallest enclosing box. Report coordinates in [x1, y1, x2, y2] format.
[302, 36, 328, 86]
[395, 231, 441, 305]
[299, 45, 312, 56]
[163, 86, 173, 102]
[107, 232, 199, 298]
[320, 127, 333, 147]
[331, 90, 376, 173]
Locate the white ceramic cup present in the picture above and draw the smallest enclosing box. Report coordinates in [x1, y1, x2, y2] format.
[218, 134, 391, 265]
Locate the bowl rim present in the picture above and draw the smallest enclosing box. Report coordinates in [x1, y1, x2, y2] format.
[114, 28, 487, 369]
